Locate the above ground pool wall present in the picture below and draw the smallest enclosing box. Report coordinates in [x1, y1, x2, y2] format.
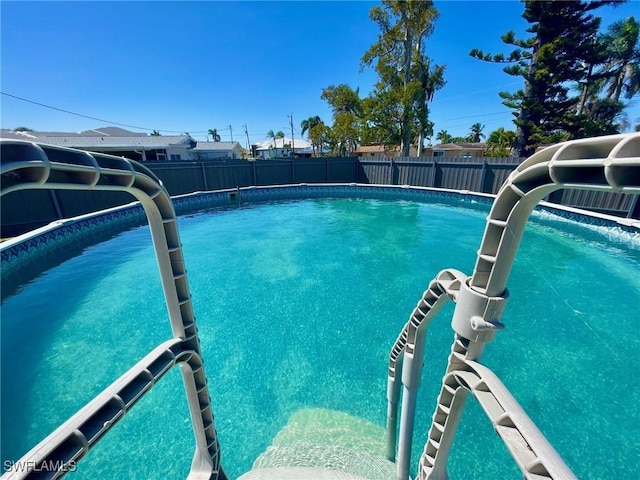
[2, 155, 638, 236]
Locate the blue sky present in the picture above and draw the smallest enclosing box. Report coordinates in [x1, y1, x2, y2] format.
[1, 1, 638, 145]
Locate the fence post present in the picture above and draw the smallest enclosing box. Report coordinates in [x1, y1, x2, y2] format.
[388, 158, 394, 185]
[252, 161, 257, 185]
[325, 156, 329, 182]
[431, 157, 437, 187]
[49, 190, 64, 218]
[200, 162, 209, 191]
[627, 193, 639, 219]
[479, 157, 488, 193]
[354, 157, 360, 183]
[291, 158, 296, 183]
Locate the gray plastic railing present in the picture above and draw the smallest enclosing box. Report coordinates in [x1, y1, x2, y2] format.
[0, 140, 227, 480]
[386, 133, 640, 480]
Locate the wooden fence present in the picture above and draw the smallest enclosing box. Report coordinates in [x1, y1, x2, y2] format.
[2, 156, 638, 237]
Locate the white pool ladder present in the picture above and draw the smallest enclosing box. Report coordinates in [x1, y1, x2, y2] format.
[385, 133, 640, 480]
[0, 140, 227, 480]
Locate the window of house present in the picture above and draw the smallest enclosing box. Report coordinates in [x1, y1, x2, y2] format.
[433, 151, 445, 158]
[170, 154, 181, 161]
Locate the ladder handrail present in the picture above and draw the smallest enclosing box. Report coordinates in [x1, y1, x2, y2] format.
[0, 140, 227, 480]
[385, 269, 466, 480]
[385, 133, 640, 480]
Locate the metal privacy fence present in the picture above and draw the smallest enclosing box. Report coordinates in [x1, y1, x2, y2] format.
[2, 155, 638, 236]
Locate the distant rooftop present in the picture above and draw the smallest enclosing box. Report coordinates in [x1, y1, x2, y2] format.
[193, 141, 241, 151]
[0, 127, 193, 149]
[434, 142, 486, 150]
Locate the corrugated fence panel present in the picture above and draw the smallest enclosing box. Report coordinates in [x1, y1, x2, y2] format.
[295, 158, 327, 183]
[436, 163, 483, 191]
[396, 160, 434, 187]
[148, 163, 206, 195]
[255, 160, 293, 185]
[205, 164, 253, 190]
[560, 189, 635, 215]
[487, 156, 522, 165]
[359, 159, 390, 184]
[1, 190, 59, 236]
[328, 157, 357, 183]
[484, 164, 518, 194]
[56, 190, 133, 217]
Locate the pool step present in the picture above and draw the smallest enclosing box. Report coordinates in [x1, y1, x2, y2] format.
[237, 408, 396, 480]
[237, 466, 368, 479]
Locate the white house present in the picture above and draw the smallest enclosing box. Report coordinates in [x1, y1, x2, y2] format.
[254, 136, 312, 159]
[191, 141, 244, 160]
[2, 127, 196, 161]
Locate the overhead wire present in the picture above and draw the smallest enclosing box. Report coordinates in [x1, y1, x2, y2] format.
[3, 89, 518, 140]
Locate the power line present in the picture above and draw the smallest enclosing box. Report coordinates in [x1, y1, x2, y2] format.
[437, 111, 511, 122]
[431, 81, 523, 104]
[1, 91, 210, 134]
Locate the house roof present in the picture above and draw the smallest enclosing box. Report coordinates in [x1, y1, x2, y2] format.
[81, 127, 145, 137]
[354, 145, 388, 154]
[0, 128, 194, 149]
[29, 135, 193, 149]
[255, 136, 311, 150]
[192, 141, 241, 151]
[3, 127, 147, 138]
[434, 142, 486, 150]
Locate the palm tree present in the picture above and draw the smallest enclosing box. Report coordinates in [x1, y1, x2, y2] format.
[597, 17, 640, 102]
[266, 130, 285, 150]
[308, 123, 329, 156]
[468, 123, 485, 143]
[208, 129, 221, 142]
[416, 60, 446, 155]
[266, 130, 276, 148]
[436, 130, 453, 144]
[300, 116, 322, 137]
[301, 116, 323, 155]
[486, 127, 516, 156]
[150, 130, 161, 136]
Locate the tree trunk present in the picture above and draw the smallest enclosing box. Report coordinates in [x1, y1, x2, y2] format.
[612, 67, 627, 103]
[401, 13, 414, 158]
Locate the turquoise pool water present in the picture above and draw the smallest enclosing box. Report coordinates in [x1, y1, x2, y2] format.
[1, 197, 639, 479]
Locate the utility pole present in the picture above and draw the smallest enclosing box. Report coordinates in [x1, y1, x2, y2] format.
[229, 125, 234, 143]
[288, 114, 295, 157]
[243, 124, 250, 150]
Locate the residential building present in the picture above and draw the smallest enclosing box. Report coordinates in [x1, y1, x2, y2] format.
[1, 127, 196, 161]
[192, 141, 244, 160]
[430, 142, 487, 158]
[254, 137, 312, 159]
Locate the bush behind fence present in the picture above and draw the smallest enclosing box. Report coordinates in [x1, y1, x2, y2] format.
[2, 156, 638, 236]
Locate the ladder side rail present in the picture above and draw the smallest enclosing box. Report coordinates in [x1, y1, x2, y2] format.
[394, 269, 465, 480]
[418, 134, 640, 479]
[0, 141, 226, 480]
[2, 339, 182, 480]
[417, 357, 576, 480]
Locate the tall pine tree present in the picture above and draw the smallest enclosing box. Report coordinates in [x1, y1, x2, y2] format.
[471, 0, 622, 157]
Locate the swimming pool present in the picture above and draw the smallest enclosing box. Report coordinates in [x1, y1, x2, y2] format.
[2, 191, 639, 479]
